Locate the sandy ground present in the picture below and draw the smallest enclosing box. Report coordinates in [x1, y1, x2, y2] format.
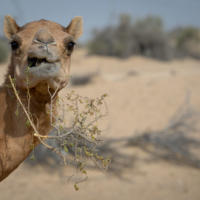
[0, 49, 200, 200]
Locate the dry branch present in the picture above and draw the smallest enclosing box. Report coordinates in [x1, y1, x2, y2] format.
[9, 75, 111, 189]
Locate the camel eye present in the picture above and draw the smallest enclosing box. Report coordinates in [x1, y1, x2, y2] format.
[10, 41, 19, 50]
[67, 42, 75, 50]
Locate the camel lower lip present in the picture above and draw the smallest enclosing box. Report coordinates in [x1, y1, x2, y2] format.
[28, 62, 61, 80]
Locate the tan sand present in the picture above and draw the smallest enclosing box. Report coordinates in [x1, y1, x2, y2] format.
[0, 49, 200, 200]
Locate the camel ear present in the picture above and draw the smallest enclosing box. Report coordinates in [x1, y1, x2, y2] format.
[66, 16, 83, 40]
[3, 15, 20, 39]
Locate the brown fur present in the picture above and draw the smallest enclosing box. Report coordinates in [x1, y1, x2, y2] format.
[0, 15, 83, 181]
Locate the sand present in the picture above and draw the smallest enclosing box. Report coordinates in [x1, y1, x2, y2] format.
[0, 49, 200, 200]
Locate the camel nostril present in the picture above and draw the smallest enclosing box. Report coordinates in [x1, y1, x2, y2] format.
[34, 28, 55, 44]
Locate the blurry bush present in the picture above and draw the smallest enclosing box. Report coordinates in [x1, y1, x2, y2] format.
[88, 14, 172, 60]
[0, 37, 9, 63]
[132, 15, 171, 60]
[170, 27, 200, 59]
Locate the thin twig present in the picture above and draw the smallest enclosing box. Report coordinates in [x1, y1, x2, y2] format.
[9, 75, 44, 138]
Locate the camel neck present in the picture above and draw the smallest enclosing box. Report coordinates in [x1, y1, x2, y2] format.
[0, 82, 57, 181]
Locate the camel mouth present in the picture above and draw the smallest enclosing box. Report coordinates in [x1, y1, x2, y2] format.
[27, 58, 61, 80]
[28, 57, 50, 68]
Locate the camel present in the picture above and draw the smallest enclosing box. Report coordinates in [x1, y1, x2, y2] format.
[0, 15, 83, 181]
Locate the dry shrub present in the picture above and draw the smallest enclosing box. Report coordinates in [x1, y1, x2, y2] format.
[170, 27, 200, 59]
[88, 14, 171, 60]
[9, 75, 111, 190]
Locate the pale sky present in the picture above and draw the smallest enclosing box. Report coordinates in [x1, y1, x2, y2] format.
[0, 0, 200, 42]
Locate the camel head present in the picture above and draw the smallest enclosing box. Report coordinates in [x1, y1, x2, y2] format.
[3, 15, 83, 95]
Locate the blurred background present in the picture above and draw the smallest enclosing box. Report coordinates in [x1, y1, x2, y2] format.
[0, 0, 200, 200]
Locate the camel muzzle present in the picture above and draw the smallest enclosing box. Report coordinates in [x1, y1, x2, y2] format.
[27, 29, 61, 79]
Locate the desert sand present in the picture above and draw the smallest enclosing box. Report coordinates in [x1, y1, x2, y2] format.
[0, 48, 200, 200]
